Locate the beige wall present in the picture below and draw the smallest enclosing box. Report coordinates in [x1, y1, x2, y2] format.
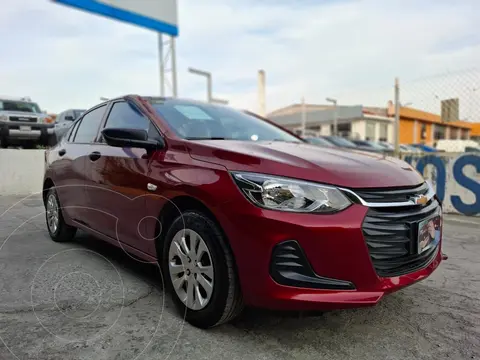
[320, 124, 331, 136]
[351, 119, 393, 142]
[351, 120, 366, 139]
[388, 122, 394, 143]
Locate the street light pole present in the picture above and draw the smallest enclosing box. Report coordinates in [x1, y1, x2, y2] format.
[188, 67, 212, 103]
[301, 97, 306, 137]
[326, 97, 338, 136]
[394, 78, 400, 156]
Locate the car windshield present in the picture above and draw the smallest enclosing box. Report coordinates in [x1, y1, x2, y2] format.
[147, 98, 302, 143]
[465, 146, 480, 152]
[0, 100, 41, 113]
[326, 136, 357, 148]
[379, 142, 394, 150]
[366, 141, 387, 150]
[73, 110, 85, 119]
[305, 137, 334, 147]
[352, 140, 371, 146]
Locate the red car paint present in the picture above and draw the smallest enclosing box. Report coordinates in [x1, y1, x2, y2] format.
[43, 95, 443, 313]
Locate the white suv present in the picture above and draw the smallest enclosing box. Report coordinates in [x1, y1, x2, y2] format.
[0, 96, 55, 148]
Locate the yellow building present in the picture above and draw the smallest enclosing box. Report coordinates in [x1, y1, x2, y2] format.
[470, 123, 480, 142]
[386, 101, 472, 145]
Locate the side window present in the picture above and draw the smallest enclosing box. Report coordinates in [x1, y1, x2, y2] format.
[67, 119, 81, 142]
[64, 111, 74, 121]
[56, 112, 65, 123]
[104, 101, 150, 131]
[73, 105, 106, 143]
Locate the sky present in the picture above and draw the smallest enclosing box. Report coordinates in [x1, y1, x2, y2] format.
[1, 0, 479, 118]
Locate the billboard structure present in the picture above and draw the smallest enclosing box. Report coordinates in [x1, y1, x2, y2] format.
[52, 0, 179, 96]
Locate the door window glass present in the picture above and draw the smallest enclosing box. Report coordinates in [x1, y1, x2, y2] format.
[104, 101, 150, 131]
[73, 105, 106, 143]
[66, 119, 80, 142]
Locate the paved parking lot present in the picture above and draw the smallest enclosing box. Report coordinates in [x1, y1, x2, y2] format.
[0, 194, 479, 360]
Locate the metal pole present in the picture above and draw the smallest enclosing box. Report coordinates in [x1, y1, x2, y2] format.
[170, 36, 178, 98]
[326, 97, 338, 136]
[258, 70, 266, 116]
[301, 97, 306, 137]
[332, 100, 338, 136]
[394, 77, 400, 156]
[158, 33, 165, 97]
[188, 67, 213, 102]
[207, 74, 212, 103]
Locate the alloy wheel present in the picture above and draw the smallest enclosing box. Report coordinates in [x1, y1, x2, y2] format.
[168, 229, 214, 311]
[46, 193, 59, 234]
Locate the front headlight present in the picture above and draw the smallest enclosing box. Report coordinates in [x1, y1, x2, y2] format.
[0, 114, 8, 121]
[231, 172, 352, 213]
[39, 116, 53, 124]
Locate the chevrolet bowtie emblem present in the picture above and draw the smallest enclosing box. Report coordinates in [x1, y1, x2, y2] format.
[412, 194, 428, 205]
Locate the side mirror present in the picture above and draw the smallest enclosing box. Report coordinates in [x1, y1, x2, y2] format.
[101, 128, 164, 151]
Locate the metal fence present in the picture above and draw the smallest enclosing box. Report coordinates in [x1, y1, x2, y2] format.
[293, 68, 480, 151]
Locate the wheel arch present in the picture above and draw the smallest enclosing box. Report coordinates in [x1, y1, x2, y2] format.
[154, 195, 238, 268]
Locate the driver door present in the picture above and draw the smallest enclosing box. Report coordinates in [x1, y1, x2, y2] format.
[83, 101, 160, 256]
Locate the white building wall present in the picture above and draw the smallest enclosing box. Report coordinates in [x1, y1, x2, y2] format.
[388, 122, 394, 143]
[374, 122, 380, 141]
[351, 119, 366, 139]
[320, 124, 331, 136]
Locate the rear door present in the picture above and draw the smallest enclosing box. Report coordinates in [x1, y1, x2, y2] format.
[52, 118, 86, 224]
[84, 100, 159, 256]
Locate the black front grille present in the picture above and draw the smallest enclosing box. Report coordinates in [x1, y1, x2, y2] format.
[362, 198, 440, 277]
[9, 116, 37, 123]
[354, 182, 429, 203]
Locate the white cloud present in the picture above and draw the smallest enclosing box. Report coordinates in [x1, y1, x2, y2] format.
[0, 0, 479, 116]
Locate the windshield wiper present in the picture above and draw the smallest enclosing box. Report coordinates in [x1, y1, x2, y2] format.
[185, 137, 228, 140]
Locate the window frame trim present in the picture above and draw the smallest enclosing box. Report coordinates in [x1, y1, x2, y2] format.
[95, 100, 165, 144]
[71, 103, 109, 144]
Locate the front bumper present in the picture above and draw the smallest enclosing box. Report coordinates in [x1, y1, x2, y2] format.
[216, 193, 443, 311]
[0, 121, 54, 141]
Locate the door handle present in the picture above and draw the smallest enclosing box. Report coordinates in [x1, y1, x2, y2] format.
[88, 151, 101, 161]
[58, 149, 66, 156]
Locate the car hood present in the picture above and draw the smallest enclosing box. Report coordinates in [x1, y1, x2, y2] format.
[187, 140, 424, 188]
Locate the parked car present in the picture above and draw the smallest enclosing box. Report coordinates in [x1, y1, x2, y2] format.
[350, 139, 393, 154]
[377, 141, 394, 150]
[410, 144, 438, 152]
[435, 139, 480, 153]
[52, 108, 86, 145]
[303, 136, 336, 147]
[0, 96, 55, 148]
[400, 144, 422, 153]
[320, 135, 358, 149]
[322, 136, 381, 153]
[43, 95, 445, 328]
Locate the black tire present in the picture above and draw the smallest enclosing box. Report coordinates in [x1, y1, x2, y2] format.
[45, 187, 77, 242]
[162, 211, 244, 328]
[46, 134, 58, 148]
[22, 141, 37, 149]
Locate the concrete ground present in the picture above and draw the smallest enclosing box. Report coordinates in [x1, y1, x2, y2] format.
[0, 194, 478, 360]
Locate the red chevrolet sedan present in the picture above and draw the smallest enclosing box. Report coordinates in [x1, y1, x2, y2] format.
[43, 95, 444, 328]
